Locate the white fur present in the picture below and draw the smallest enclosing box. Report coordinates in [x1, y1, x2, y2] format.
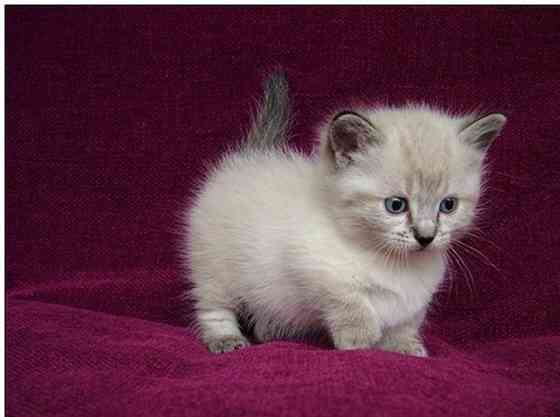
[183, 104, 504, 354]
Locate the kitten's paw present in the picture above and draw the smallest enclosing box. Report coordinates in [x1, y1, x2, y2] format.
[206, 336, 250, 354]
[381, 338, 428, 357]
[333, 327, 381, 350]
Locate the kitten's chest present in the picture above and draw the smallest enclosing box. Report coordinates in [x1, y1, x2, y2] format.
[362, 255, 444, 328]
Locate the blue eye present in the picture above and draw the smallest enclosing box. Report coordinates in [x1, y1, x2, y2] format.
[384, 197, 408, 214]
[440, 197, 458, 213]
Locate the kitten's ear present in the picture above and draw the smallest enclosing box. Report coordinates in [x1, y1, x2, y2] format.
[459, 113, 507, 151]
[328, 112, 384, 168]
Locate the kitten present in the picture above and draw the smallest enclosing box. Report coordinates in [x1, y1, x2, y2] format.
[184, 70, 506, 355]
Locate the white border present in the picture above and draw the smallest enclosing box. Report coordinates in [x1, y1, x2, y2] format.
[4, 1, 560, 5]
[1, 3, 6, 415]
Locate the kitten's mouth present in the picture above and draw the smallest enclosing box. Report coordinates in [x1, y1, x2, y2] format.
[412, 243, 438, 253]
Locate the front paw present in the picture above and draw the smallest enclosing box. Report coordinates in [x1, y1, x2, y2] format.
[332, 326, 382, 350]
[379, 336, 428, 357]
[206, 335, 250, 354]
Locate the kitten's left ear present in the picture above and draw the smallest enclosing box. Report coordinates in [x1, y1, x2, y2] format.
[459, 113, 507, 151]
[328, 111, 384, 169]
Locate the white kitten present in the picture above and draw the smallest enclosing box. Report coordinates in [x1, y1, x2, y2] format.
[183, 71, 506, 355]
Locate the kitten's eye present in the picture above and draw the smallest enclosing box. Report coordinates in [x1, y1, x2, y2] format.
[384, 197, 408, 214]
[439, 197, 458, 214]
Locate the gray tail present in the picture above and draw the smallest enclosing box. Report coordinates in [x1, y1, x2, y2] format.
[246, 69, 292, 151]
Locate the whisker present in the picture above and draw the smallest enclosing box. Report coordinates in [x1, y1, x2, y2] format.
[463, 231, 502, 252]
[441, 251, 457, 305]
[452, 239, 502, 274]
[447, 246, 476, 301]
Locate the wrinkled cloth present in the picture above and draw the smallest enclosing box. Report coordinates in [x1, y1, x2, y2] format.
[7, 6, 560, 417]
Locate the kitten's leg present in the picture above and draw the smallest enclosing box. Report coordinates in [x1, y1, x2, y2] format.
[377, 311, 427, 357]
[253, 317, 275, 343]
[197, 307, 250, 354]
[326, 294, 382, 350]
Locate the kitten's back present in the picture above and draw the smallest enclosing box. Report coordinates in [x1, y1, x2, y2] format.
[189, 150, 318, 268]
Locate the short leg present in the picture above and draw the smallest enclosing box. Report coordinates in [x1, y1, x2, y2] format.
[378, 311, 428, 357]
[326, 294, 382, 350]
[197, 308, 250, 354]
[253, 318, 275, 343]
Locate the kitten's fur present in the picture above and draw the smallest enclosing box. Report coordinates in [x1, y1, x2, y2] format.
[184, 71, 506, 355]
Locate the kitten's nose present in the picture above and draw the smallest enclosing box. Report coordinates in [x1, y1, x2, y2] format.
[413, 229, 434, 248]
[415, 235, 434, 248]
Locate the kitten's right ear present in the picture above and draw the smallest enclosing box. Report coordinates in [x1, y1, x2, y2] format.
[328, 112, 384, 169]
[459, 113, 507, 151]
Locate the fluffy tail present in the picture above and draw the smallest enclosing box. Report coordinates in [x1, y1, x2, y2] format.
[245, 69, 292, 151]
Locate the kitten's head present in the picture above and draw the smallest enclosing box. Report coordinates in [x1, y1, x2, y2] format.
[319, 105, 506, 256]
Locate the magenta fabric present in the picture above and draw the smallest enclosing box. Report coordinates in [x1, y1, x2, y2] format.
[7, 6, 560, 417]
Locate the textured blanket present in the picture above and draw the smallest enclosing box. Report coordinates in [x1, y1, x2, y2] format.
[7, 6, 560, 417]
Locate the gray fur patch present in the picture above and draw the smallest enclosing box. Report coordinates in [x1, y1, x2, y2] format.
[245, 69, 292, 151]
